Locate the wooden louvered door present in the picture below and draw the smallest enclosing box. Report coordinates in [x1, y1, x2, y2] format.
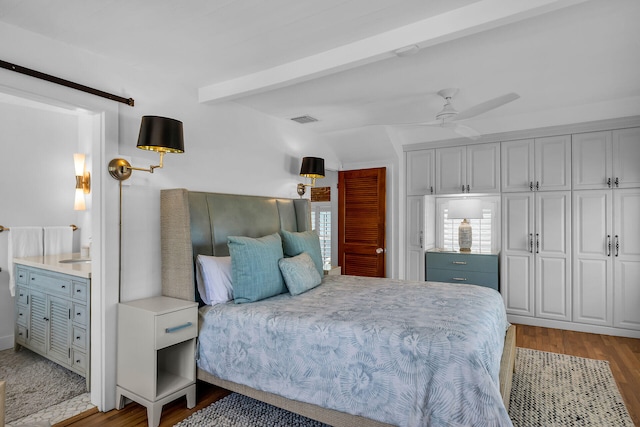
[338, 167, 386, 277]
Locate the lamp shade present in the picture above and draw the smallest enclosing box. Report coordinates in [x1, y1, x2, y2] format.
[299, 157, 325, 179]
[136, 116, 184, 153]
[447, 199, 483, 219]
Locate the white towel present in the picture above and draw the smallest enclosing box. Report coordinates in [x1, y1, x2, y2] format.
[44, 226, 73, 257]
[8, 227, 43, 296]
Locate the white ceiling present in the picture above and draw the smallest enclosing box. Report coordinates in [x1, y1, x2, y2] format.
[1, 0, 639, 164]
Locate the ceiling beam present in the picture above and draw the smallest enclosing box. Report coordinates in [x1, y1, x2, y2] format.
[198, 0, 587, 104]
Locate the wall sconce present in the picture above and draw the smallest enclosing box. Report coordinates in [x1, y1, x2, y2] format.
[447, 199, 484, 252]
[108, 116, 184, 181]
[73, 153, 91, 211]
[297, 157, 325, 197]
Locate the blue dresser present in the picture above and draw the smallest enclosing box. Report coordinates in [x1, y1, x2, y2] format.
[426, 250, 499, 291]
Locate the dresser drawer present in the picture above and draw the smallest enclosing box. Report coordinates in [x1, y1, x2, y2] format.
[16, 286, 29, 305]
[16, 304, 29, 327]
[16, 267, 29, 285]
[16, 325, 28, 344]
[73, 281, 88, 301]
[73, 326, 87, 348]
[155, 308, 197, 350]
[29, 272, 72, 296]
[427, 268, 498, 290]
[71, 349, 87, 372]
[426, 252, 497, 273]
[73, 303, 88, 326]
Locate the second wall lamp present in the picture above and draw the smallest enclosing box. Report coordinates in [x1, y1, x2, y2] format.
[297, 156, 325, 197]
[108, 116, 184, 181]
[74, 153, 91, 211]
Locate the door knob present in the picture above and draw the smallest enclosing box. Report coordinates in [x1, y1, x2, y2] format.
[376, 248, 384, 254]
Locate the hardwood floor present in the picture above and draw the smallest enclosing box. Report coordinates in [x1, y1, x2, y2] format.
[56, 324, 640, 426]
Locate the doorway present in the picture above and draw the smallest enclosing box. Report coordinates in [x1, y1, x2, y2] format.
[337, 167, 386, 277]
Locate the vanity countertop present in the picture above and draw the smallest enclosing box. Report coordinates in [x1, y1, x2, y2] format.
[13, 253, 91, 279]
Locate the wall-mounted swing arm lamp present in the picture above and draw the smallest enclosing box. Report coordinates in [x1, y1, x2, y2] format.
[108, 115, 184, 302]
[74, 153, 91, 211]
[108, 116, 184, 181]
[297, 156, 325, 197]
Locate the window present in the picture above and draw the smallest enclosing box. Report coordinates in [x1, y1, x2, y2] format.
[311, 203, 332, 270]
[437, 196, 500, 252]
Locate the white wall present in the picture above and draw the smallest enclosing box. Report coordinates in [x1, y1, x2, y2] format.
[0, 102, 87, 350]
[0, 21, 342, 410]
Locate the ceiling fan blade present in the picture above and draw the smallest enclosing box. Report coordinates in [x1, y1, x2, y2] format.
[453, 124, 481, 140]
[454, 92, 520, 121]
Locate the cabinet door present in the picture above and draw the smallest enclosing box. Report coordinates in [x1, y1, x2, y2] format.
[406, 150, 435, 195]
[29, 290, 47, 353]
[572, 131, 613, 190]
[501, 139, 534, 192]
[406, 196, 425, 281]
[572, 190, 613, 326]
[47, 295, 71, 365]
[613, 189, 640, 330]
[612, 128, 640, 188]
[467, 143, 500, 193]
[501, 193, 534, 316]
[535, 191, 571, 321]
[435, 146, 466, 194]
[534, 135, 571, 191]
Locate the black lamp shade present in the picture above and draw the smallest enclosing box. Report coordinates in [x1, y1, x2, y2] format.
[299, 157, 325, 179]
[136, 116, 184, 153]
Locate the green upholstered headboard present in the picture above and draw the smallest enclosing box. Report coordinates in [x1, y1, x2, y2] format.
[160, 189, 311, 301]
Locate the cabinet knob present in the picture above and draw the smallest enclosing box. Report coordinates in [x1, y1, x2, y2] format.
[615, 177, 619, 187]
[466, 184, 470, 193]
[529, 182, 533, 191]
[607, 177, 612, 188]
[615, 235, 619, 257]
[536, 181, 540, 191]
[607, 235, 611, 257]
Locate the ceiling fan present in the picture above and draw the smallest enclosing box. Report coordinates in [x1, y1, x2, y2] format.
[398, 88, 520, 139]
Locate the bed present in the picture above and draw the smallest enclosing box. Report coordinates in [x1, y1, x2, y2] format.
[160, 189, 516, 427]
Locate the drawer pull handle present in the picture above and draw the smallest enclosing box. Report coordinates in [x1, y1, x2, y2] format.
[165, 322, 193, 333]
[451, 261, 467, 265]
[452, 277, 467, 281]
[76, 289, 82, 293]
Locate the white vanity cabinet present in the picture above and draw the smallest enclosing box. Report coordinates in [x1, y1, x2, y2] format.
[14, 256, 91, 388]
[435, 143, 500, 194]
[406, 149, 435, 195]
[501, 135, 571, 192]
[501, 191, 571, 321]
[572, 128, 640, 190]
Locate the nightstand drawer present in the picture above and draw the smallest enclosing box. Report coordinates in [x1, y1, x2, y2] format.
[427, 268, 498, 290]
[73, 282, 88, 301]
[426, 252, 497, 273]
[16, 267, 28, 285]
[155, 308, 197, 349]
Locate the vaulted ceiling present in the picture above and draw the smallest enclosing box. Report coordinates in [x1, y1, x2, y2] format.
[1, 0, 639, 164]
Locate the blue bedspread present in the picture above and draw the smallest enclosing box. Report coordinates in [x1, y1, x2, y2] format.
[198, 275, 512, 427]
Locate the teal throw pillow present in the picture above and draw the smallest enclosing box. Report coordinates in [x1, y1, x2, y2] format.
[228, 233, 286, 304]
[278, 252, 322, 296]
[280, 229, 323, 277]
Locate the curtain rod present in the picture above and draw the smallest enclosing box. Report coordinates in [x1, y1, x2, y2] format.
[0, 59, 134, 107]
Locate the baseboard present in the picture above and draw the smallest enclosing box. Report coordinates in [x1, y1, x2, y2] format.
[0, 334, 14, 351]
[507, 315, 640, 339]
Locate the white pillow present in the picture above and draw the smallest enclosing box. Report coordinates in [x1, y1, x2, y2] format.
[196, 255, 233, 305]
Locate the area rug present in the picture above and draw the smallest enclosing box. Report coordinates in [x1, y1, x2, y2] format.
[174, 348, 634, 427]
[0, 347, 87, 423]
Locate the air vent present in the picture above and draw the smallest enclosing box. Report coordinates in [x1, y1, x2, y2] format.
[290, 115, 318, 124]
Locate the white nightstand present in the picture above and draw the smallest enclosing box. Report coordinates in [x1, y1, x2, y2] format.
[116, 296, 198, 427]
